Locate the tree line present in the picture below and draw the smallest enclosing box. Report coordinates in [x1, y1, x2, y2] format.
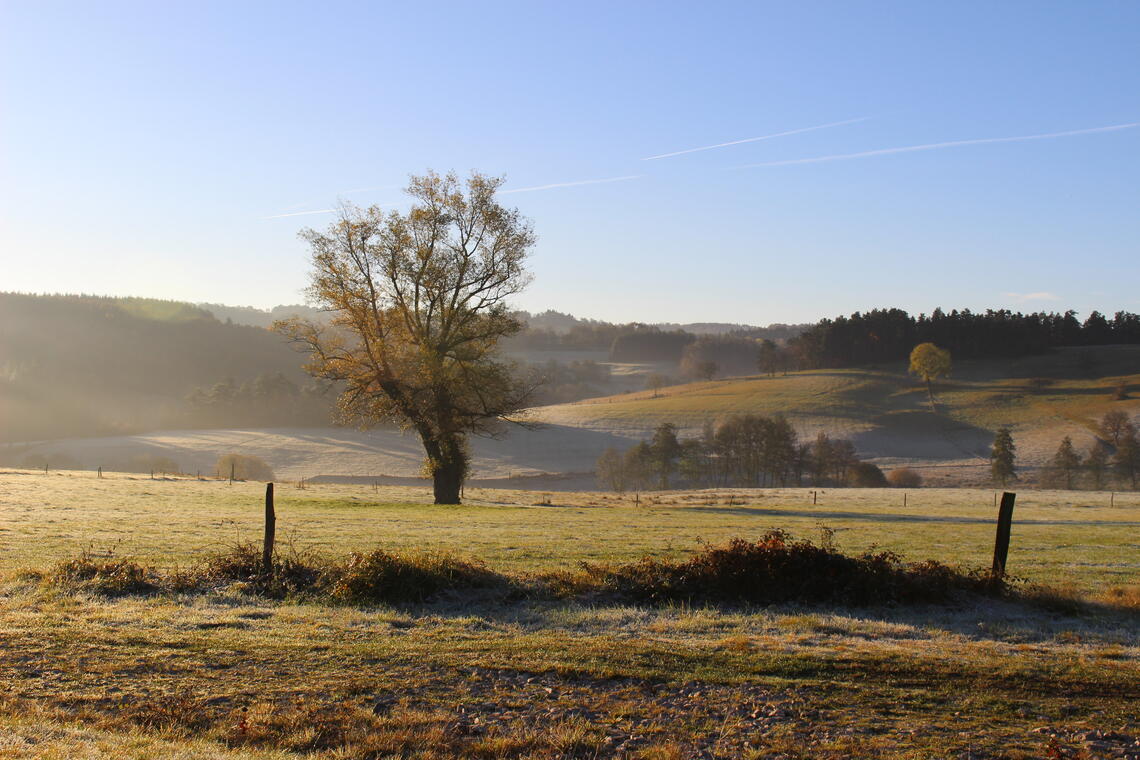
[790, 308, 1140, 370]
[595, 418, 893, 492]
[507, 315, 809, 362]
[182, 372, 335, 428]
[990, 411, 1140, 490]
[565, 307, 1140, 378]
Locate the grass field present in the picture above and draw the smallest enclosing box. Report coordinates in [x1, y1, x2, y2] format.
[2, 469, 1137, 590]
[1, 470, 1138, 758]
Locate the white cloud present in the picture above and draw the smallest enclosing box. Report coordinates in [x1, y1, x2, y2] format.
[738, 122, 1140, 168]
[1002, 291, 1061, 303]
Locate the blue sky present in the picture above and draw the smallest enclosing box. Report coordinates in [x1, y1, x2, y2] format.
[2, 1, 1137, 325]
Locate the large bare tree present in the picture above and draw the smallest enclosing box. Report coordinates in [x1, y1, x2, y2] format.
[276, 171, 536, 504]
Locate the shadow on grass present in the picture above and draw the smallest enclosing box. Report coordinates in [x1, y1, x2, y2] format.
[682, 505, 1140, 527]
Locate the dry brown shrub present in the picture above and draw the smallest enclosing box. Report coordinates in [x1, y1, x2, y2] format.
[887, 467, 923, 488]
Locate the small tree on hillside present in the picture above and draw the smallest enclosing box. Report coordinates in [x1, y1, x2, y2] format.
[830, 439, 858, 482]
[909, 342, 952, 410]
[757, 339, 780, 377]
[1100, 410, 1131, 448]
[1043, 436, 1082, 489]
[809, 432, 833, 486]
[650, 422, 682, 489]
[678, 438, 710, 487]
[1085, 440, 1110, 490]
[990, 427, 1017, 487]
[1113, 423, 1139, 489]
[596, 448, 626, 493]
[645, 373, 669, 398]
[623, 442, 655, 492]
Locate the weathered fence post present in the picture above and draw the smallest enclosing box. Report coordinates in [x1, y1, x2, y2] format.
[97, 466, 102, 479]
[230, 461, 236, 484]
[262, 482, 275, 573]
[991, 491, 1016, 580]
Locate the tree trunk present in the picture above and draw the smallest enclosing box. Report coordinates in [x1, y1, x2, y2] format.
[420, 432, 468, 505]
[926, 378, 936, 413]
[433, 461, 464, 504]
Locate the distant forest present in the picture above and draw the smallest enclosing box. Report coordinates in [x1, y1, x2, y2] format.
[507, 310, 808, 362]
[788, 308, 1140, 369]
[4, 293, 1139, 444]
[595, 308, 1140, 374]
[0, 293, 332, 442]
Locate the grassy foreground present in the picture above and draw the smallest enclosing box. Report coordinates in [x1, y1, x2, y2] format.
[1, 470, 1138, 758]
[2, 470, 1137, 590]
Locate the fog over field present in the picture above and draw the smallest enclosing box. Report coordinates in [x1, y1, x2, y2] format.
[4, 293, 1139, 490]
[3, 3, 1139, 758]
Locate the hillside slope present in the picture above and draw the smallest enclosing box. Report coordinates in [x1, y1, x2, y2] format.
[533, 346, 1140, 483]
[0, 293, 317, 441]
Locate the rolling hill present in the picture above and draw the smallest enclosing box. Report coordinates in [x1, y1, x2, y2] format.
[532, 345, 1140, 485]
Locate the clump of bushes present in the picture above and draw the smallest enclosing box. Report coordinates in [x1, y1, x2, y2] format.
[48, 552, 157, 595]
[887, 467, 924, 488]
[216, 453, 275, 481]
[847, 462, 888, 488]
[328, 549, 504, 604]
[178, 542, 324, 596]
[39, 533, 1002, 608]
[551, 531, 993, 606]
[20, 451, 83, 471]
[121, 453, 181, 475]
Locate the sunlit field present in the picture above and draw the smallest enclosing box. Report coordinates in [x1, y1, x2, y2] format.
[2, 469, 1136, 591]
[1, 469, 1138, 757]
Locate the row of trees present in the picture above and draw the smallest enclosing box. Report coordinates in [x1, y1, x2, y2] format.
[183, 372, 335, 427]
[595, 418, 885, 491]
[527, 359, 611, 405]
[990, 411, 1140, 489]
[0, 292, 323, 441]
[791, 308, 1140, 370]
[506, 313, 807, 356]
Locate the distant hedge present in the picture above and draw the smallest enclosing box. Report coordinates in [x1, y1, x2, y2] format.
[215, 453, 275, 481]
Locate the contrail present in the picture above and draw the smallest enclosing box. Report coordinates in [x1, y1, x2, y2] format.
[261, 208, 335, 219]
[338, 184, 401, 194]
[1003, 291, 1060, 303]
[641, 117, 870, 161]
[500, 175, 642, 194]
[739, 122, 1140, 167]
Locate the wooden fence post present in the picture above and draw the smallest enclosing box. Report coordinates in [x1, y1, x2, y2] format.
[991, 491, 1016, 580]
[262, 482, 275, 574]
